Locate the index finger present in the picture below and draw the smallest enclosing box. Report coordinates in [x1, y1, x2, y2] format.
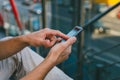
[46, 29, 69, 40]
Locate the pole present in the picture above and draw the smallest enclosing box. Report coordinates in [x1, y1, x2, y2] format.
[74, 0, 85, 80]
[41, 0, 47, 28]
[95, 64, 104, 80]
[9, 0, 23, 31]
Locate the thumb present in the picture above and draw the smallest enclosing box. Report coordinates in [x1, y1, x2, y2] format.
[42, 39, 51, 47]
[63, 37, 76, 48]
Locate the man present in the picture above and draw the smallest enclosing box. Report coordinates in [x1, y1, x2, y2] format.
[0, 28, 76, 80]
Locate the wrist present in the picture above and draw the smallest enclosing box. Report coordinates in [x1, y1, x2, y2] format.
[17, 35, 30, 46]
[45, 54, 58, 66]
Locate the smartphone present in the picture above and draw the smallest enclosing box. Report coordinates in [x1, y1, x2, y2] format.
[62, 26, 83, 42]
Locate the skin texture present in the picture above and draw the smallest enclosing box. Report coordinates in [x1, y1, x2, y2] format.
[0, 28, 76, 80]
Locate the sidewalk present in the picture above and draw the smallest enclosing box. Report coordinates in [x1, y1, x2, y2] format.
[101, 6, 120, 36]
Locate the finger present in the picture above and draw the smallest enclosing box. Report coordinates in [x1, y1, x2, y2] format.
[63, 37, 76, 48]
[50, 36, 56, 41]
[61, 46, 71, 56]
[43, 36, 57, 47]
[43, 39, 51, 47]
[57, 37, 76, 53]
[47, 35, 57, 46]
[61, 52, 70, 60]
[46, 30, 69, 40]
[49, 37, 57, 46]
[57, 37, 62, 42]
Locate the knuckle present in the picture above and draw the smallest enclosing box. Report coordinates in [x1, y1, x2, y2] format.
[56, 30, 61, 33]
[44, 28, 50, 31]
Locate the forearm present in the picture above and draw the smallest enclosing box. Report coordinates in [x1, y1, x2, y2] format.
[20, 36, 76, 80]
[0, 35, 29, 60]
[20, 57, 55, 80]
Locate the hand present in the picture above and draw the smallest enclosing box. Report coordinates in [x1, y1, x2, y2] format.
[22, 28, 69, 47]
[46, 37, 76, 65]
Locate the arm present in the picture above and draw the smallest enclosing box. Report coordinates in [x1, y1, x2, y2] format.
[0, 28, 69, 60]
[20, 56, 55, 80]
[20, 37, 76, 80]
[0, 36, 29, 60]
[0, 28, 76, 80]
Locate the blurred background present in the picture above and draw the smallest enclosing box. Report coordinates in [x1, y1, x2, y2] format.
[0, 0, 120, 80]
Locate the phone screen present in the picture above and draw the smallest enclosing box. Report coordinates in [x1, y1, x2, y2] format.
[62, 26, 83, 42]
[67, 26, 83, 37]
